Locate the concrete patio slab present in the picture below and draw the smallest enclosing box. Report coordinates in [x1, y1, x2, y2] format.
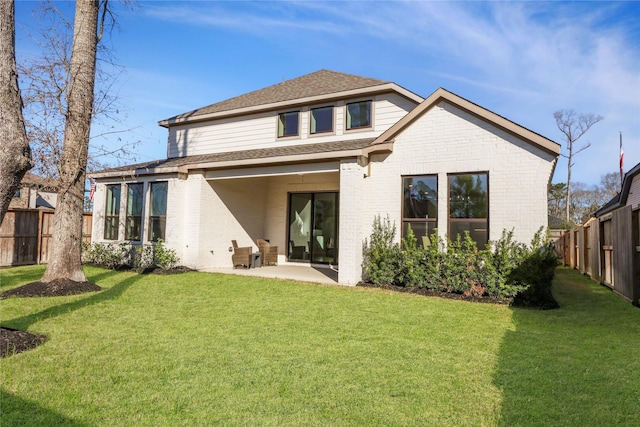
[202, 263, 339, 285]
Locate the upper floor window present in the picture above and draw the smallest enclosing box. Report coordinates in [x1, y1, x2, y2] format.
[13, 188, 22, 198]
[148, 182, 168, 242]
[125, 183, 144, 241]
[402, 175, 438, 248]
[278, 111, 299, 137]
[346, 100, 372, 130]
[449, 172, 488, 248]
[310, 106, 333, 134]
[104, 184, 121, 240]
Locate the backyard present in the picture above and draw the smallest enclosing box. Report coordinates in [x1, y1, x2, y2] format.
[1, 265, 639, 426]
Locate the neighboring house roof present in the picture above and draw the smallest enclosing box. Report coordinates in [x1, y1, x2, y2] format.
[159, 69, 424, 127]
[21, 172, 59, 191]
[90, 138, 377, 179]
[594, 161, 640, 216]
[374, 87, 561, 157]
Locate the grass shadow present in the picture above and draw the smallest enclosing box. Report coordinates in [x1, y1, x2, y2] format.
[0, 265, 47, 289]
[3, 271, 144, 331]
[493, 268, 640, 425]
[0, 389, 89, 426]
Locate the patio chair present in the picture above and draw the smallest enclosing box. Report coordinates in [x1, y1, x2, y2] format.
[231, 240, 252, 269]
[257, 239, 278, 266]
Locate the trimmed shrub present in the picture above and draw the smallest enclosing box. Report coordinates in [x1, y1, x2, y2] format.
[362, 215, 401, 285]
[153, 239, 180, 270]
[362, 218, 558, 306]
[510, 242, 559, 309]
[82, 240, 181, 272]
[82, 242, 131, 269]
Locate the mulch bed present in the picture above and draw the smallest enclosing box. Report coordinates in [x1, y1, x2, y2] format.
[0, 327, 47, 358]
[139, 266, 195, 275]
[1, 278, 102, 299]
[357, 282, 513, 305]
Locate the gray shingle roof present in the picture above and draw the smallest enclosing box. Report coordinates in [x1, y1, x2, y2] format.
[92, 138, 377, 177]
[164, 69, 389, 122]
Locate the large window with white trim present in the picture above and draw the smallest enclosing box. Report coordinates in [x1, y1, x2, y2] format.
[448, 172, 488, 247]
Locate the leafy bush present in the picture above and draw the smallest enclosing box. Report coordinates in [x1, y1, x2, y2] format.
[132, 245, 154, 272]
[82, 242, 131, 269]
[82, 239, 180, 272]
[362, 218, 558, 305]
[153, 239, 180, 270]
[510, 241, 559, 309]
[362, 215, 401, 285]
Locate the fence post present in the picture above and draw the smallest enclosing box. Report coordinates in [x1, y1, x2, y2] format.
[36, 209, 43, 264]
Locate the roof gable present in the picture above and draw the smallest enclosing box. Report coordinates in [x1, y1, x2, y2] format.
[595, 161, 640, 216]
[372, 87, 561, 156]
[21, 172, 59, 191]
[159, 69, 422, 127]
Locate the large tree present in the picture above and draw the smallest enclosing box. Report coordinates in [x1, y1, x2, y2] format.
[19, 1, 137, 180]
[0, 0, 32, 224]
[41, 0, 103, 284]
[554, 109, 603, 223]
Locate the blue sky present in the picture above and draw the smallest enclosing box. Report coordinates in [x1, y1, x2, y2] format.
[14, 1, 640, 187]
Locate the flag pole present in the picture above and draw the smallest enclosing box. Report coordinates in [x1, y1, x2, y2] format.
[619, 131, 624, 191]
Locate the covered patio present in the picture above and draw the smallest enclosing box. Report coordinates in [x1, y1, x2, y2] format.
[202, 263, 339, 285]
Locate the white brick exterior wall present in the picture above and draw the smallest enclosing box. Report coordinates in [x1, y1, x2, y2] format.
[336, 101, 556, 285]
[91, 101, 556, 286]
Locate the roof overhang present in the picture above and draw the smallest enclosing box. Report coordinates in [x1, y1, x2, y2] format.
[89, 139, 392, 180]
[177, 148, 366, 174]
[158, 83, 423, 128]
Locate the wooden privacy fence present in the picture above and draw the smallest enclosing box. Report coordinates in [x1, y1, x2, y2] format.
[0, 209, 92, 267]
[556, 206, 640, 306]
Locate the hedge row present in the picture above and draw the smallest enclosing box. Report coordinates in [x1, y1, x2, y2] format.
[362, 216, 558, 307]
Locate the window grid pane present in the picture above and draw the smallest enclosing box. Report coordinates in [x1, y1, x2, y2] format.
[346, 101, 371, 129]
[310, 106, 333, 134]
[104, 184, 121, 240]
[278, 111, 299, 137]
[125, 183, 143, 241]
[148, 182, 167, 242]
[402, 175, 438, 248]
[448, 173, 488, 247]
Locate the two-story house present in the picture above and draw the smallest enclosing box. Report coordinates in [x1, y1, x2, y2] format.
[90, 70, 560, 284]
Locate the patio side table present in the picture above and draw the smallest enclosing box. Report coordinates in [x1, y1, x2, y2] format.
[250, 252, 262, 268]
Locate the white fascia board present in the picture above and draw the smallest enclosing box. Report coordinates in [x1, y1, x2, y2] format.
[178, 150, 364, 173]
[89, 167, 180, 180]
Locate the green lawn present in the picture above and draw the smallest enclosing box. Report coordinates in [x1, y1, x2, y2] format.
[1, 265, 639, 426]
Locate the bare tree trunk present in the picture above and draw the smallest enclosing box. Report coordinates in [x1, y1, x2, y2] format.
[554, 109, 603, 226]
[42, 0, 100, 283]
[0, 0, 32, 224]
[566, 149, 572, 223]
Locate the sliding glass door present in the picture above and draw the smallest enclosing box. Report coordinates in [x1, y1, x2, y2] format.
[288, 192, 338, 264]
